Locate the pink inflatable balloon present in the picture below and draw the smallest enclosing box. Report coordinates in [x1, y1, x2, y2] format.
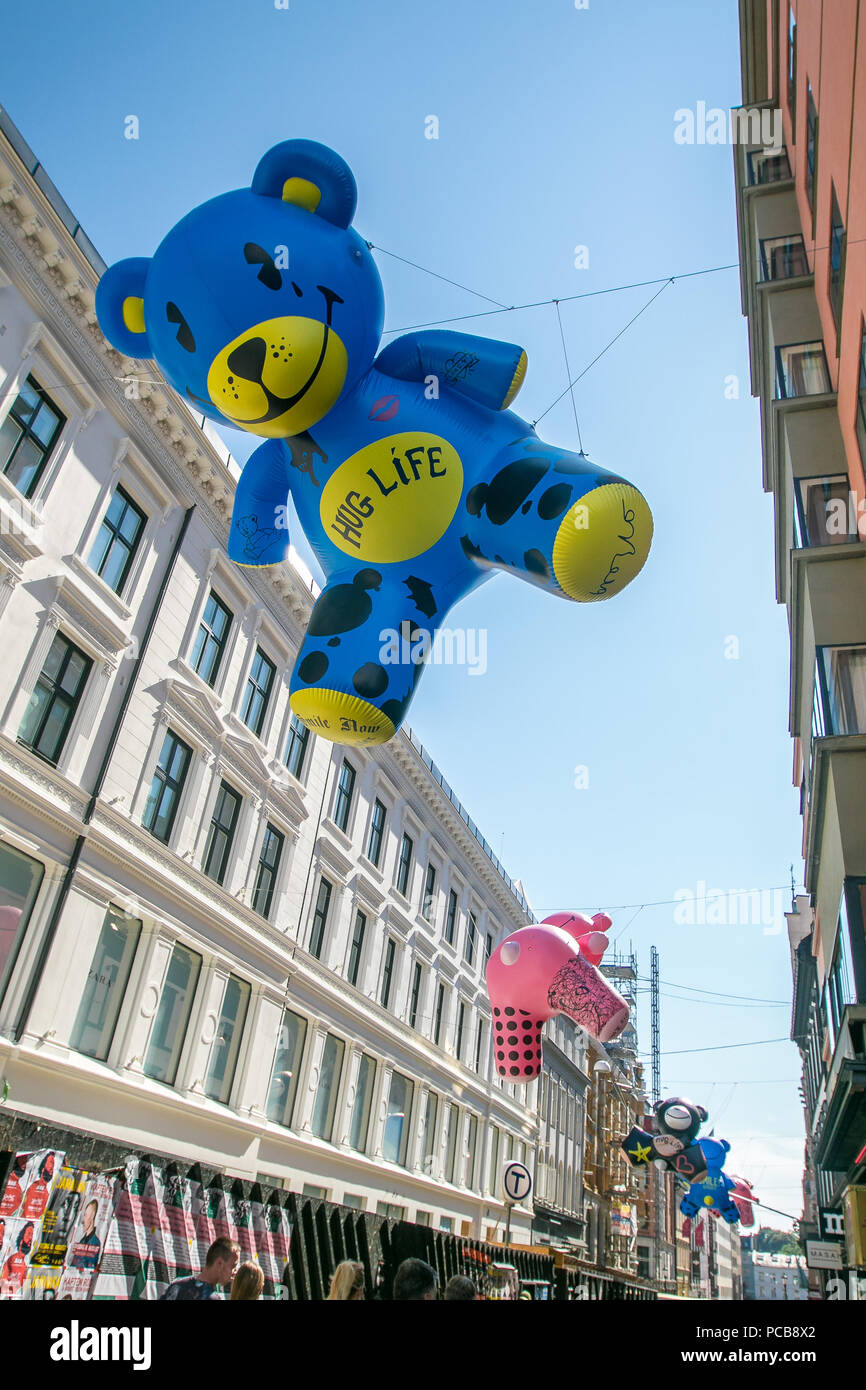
[486, 917, 629, 1081]
[540, 911, 612, 966]
[729, 1175, 757, 1228]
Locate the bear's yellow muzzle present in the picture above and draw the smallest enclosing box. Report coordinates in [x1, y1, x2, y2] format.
[207, 315, 348, 437]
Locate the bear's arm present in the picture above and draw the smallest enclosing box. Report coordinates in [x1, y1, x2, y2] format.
[375, 330, 527, 411]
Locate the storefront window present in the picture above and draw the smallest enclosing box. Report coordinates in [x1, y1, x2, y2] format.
[311, 1034, 345, 1140]
[143, 943, 202, 1084]
[0, 842, 44, 1002]
[266, 1008, 307, 1128]
[349, 1052, 376, 1152]
[69, 906, 141, 1060]
[383, 1071, 413, 1166]
[203, 974, 250, 1104]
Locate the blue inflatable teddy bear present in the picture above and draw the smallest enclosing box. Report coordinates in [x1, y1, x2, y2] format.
[96, 140, 653, 746]
[679, 1137, 740, 1224]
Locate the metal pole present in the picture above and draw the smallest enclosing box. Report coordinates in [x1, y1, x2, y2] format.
[504, 1203, 512, 1250]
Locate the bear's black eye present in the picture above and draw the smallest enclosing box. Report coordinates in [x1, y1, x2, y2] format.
[244, 243, 282, 291]
[166, 302, 196, 353]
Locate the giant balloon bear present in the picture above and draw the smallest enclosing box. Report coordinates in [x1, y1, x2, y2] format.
[96, 140, 653, 746]
[485, 912, 629, 1081]
[679, 1137, 741, 1224]
[622, 1095, 709, 1182]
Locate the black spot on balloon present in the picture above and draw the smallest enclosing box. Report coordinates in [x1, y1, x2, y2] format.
[353, 662, 388, 698]
[510, 1066, 520, 1076]
[298, 651, 329, 683]
[524, 549, 550, 580]
[328, 637, 340, 647]
[521, 500, 531, 515]
[483, 457, 550, 525]
[465, 483, 488, 517]
[307, 569, 382, 637]
[524, 1065, 535, 1075]
[404, 575, 437, 618]
[508, 1051, 519, 1061]
[504, 1007, 515, 1016]
[538, 483, 573, 520]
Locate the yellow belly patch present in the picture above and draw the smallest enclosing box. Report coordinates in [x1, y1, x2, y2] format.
[290, 689, 395, 746]
[320, 432, 463, 562]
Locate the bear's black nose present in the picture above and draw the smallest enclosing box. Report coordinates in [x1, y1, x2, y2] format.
[227, 337, 268, 382]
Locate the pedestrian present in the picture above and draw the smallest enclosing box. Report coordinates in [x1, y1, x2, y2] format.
[159, 1236, 240, 1300]
[443, 1275, 476, 1301]
[230, 1261, 264, 1301]
[392, 1258, 438, 1301]
[327, 1260, 365, 1300]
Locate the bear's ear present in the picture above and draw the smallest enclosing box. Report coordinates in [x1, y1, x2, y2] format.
[251, 140, 357, 229]
[721, 1139, 730, 1153]
[697, 1106, 708, 1122]
[95, 258, 153, 358]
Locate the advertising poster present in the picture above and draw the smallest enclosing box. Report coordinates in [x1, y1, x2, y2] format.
[91, 1159, 147, 1300]
[32, 1165, 89, 1267]
[191, 1175, 215, 1270]
[0, 1153, 31, 1218]
[233, 1193, 257, 1261]
[140, 1162, 171, 1294]
[65, 1171, 117, 1275]
[210, 1182, 239, 1246]
[0, 1214, 41, 1298]
[263, 1199, 292, 1295]
[57, 1266, 96, 1300]
[22, 1264, 63, 1300]
[0, 1149, 64, 1220]
[164, 1172, 196, 1283]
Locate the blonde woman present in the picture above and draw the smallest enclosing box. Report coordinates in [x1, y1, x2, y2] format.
[230, 1261, 264, 1301]
[327, 1260, 365, 1300]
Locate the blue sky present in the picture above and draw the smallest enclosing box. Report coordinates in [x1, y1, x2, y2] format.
[0, 0, 805, 1223]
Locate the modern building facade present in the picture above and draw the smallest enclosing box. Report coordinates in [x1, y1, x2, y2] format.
[0, 107, 541, 1240]
[741, 1246, 808, 1300]
[734, 0, 866, 1276]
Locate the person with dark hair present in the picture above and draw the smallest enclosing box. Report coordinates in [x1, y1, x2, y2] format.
[69, 1199, 101, 1270]
[159, 1237, 240, 1300]
[393, 1258, 438, 1301]
[443, 1275, 476, 1301]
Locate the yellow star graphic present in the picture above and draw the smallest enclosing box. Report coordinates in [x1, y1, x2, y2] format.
[628, 1141, 653, 1164]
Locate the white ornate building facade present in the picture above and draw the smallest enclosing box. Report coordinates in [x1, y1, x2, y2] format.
[0, 108, 539, 1240]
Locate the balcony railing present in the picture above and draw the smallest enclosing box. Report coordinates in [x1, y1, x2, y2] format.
[775, 341, 831, 399]
[747, 147, 792, 185]
[794, 474, 860, 547]
[760, 234, 809, 281]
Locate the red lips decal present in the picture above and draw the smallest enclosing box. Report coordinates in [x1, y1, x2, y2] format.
[369, 395, 400, 422]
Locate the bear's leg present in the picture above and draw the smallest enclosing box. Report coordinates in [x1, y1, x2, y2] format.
[288, 568, 443, 746]
[461, 436, 652, 602]
[228, 439, 292, 568]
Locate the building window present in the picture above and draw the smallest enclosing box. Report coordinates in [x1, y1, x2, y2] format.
[284, 713, 310, 780]
[18, 632, 92, 766]
[822, 927, 855, 1052]
[381, 937, 396, 1009]
[309, 878, 332, 960]
[775, 341, 830, 398]
[302, 1184, 328, 1201]
[396, 832, 413, 897]
[87, 486, 146, 595]
[240, 647, 275, 737]
[828, 186, 846, 327]
[815, 645, 866, 736]
[311, 1033, 344, 1140]
[464, 911, 477, 966]
[421, 864, 436, 921]
[488, 1125, 501, 1194]
[409, 961, 422, 1029]
[349, 1052, 376, 1152]
[466, 1113, 479, 1190]
[69, 906, 141, 1061]
[433, 982, 445, 1045]
[333, 759, 356, 834]
[346, 910, 366, 987]
[203, 973, 250, 1104]
[266, 1008, 307, 1128]
[759, 233, 808, 281]
[143, 942, 202, 1085]
[0, 376, 65, 498]
[486, 931, 494, 961]
[376, 1201, 406, 1221]
[475, 1019, 486, 1072]
[788, 6, 797, 126]
[190, 591, 232, 688]
[142, 730, 191, 843]
[746, 147, 791, 185]
[806, 83, 818, 213]
[420, 1091, 438, 1177]
[0, 841, 44, 1003]
[342, 1194, 365, 1210]
[202, 781, 241, 886]
[445, 889, 458, 945]
[252, 823, 284, 919]
[445, 1105, 459, 1184]
[456, 1000, 466, 1059]
[366, 798, 386, 867]
[794, 475, 857, 547]
[383, 1071, 413, 1166]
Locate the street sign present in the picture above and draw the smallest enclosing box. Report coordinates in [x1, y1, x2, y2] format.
[502, 1160, 532, 1205]
[805, 1240, 844, 1270]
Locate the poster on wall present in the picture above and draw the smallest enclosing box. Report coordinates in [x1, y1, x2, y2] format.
[91, 1159, 150, 1300]
[22, 1264, 63, 1300]
[31, 1165, 90, 1267]
[262, 1199, 292, 1297]
[164, 1172, 196, 1284]
[0, 1149, 64, 1221]
[64, 1170, 118, 1285]
[0, 1215, 41, 1297]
